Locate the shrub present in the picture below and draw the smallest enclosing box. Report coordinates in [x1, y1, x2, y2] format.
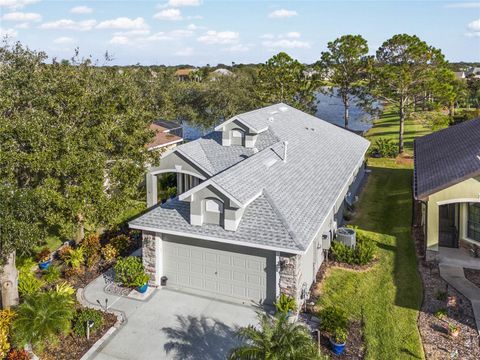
[334, 327, 348, 344]
[63, 247, 84, 269]
[318, 306, 348, 334]
[82, 234, 101, 269]
[73, 308, 104, 338]
[436, 290, 448, 301]
[6, 349, 30, 360]
[12, 290, 75, 351]
[55, 282, 75, 297]
[18, 271, 43, 298]
[63, 267, 84, 279]
[275, 293, 297, 314]
[331, 231, 376, 266]
[369, 138, 397, 158]
[58, 245, 72, 261]
[35, 247, 51, 263]
[43, 265, 61, 284]
[0, 310, 15, 359]
[110, 235, 131, 256]
[434, 308, 447, 320]
[101, 244, 119, 263]
[114, 256, 149, 288]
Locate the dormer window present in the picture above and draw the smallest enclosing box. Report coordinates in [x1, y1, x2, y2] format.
[203, 197, 224, 225]
[231, 128, 245, 146]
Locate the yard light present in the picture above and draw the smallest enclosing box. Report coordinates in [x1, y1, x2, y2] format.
[86, 320, 95, 340]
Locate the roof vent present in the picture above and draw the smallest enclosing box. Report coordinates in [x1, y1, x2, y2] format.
[268, 116, 274, 122]
[269, 110, 278, 115]
[264, 157, 278, 168]
[279, 106, 288, 112]
[283, 141, 288, 163]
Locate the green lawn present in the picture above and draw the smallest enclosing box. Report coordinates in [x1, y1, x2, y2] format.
[317, 110, 432, 359]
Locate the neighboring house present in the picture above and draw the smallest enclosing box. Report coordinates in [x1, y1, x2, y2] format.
[414, 118, 480, 261]
[129, 104, 369, 306]
[147, 120, 183, 152]
[467, 67, 480, 79]
[174, 68, 200, 81]
[454, 71, 466, 80]
[210, 68, 234, 80]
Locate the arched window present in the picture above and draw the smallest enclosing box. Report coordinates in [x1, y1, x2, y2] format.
[203, 197, 224, 225]
[231, 128, 245, 146]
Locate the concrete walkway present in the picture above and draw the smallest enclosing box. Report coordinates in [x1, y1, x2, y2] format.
[439, 264, 480, 333]
[81, 273, 259, 360]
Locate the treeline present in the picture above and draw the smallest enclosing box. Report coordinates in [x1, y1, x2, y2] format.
[1, 33, 479, 262]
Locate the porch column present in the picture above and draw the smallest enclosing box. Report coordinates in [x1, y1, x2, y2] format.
[146, 172, 157, 208]
[142, 231, 163, 287]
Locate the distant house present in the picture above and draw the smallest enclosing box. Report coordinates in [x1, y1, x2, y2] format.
[467, 67, 480, 79]
[454, 71, 466, 80]
[303, 68, 319, 80]
[210, 68, 234, 80]
[147, 120, 183, 152]
[174, 68, 200, 82]
[414, 118, 480, 260]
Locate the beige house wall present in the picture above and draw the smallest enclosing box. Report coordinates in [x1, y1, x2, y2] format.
[426, 176, 480, 257]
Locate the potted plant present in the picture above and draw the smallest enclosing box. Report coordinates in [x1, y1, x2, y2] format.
[330, 327, 347, 355]
[36, 248, 51, 270]
[275, 293, 297, 322]
[133, 273, 150, 293]
[448, 323, 460, 337]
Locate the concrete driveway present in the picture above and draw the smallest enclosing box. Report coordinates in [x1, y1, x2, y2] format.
[89, 289, 259, 360]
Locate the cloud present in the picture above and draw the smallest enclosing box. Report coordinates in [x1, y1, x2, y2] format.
[268, 9, 298, 19]
[0, 0, 38, 9]
[96, 17, 148, 30]
[39, 19, 97, 31]
[227, 43, 250, 52]
[466, 18, 480, 36]
[263, 39, 310, 49]
[197, 30, 239, 44]
[70, 6, 93, 14]
[53, 36, 74, 44]
[108, 27, 195, 46]
[285, 31, 301, 38]
[109, 35, 130, 45]
[2, 11, 41, 21]
[175, 47, 194, 56]
[167, 0, 200, 6]
[15, 22, 29, 28]
[154, 8, 183, 20]
[0, 27, 18, 37]
[260, 33, 274, 39]
[445, 2, 480, 8]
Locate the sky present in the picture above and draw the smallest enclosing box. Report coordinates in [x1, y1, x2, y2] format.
[0, 0, 479, 65]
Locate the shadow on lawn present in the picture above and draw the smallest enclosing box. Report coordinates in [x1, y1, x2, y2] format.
[162, 315, 240, 360]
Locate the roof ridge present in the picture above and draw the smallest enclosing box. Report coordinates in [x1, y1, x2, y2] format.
[262, 189, 303, 250]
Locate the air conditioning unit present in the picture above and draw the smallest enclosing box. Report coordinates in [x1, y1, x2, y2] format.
[336, 227, 356, 248]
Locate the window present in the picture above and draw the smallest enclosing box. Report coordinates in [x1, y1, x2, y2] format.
[205, 198, 223, 213]
[468, 203, 480, 241]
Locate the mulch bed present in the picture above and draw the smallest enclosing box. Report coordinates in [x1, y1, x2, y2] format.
[318, 320, 365, 359]
[464, 268, 480, 288]
[413, 201, 480, 359]
[40, 311, 117, 360]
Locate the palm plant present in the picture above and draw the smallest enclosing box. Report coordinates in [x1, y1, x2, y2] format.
[229, 313, 327, 360]
[12, 290, 75, 351]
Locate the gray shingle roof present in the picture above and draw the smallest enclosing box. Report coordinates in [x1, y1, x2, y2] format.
[414, 118, 480, 199]
[131, 103, 370, 253]
[176, 129, 279, 175]
[130, 195, 298, 251]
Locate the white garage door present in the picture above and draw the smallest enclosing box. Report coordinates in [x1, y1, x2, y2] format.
[163, 237, 269, 304]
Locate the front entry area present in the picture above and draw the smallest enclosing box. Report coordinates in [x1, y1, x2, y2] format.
[162, 235, 276, 305]
[439, 203, 459, 248]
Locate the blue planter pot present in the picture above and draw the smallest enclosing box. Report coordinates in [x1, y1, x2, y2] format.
[38, 259, 51, 270]
[137, 283, 148, 293]
[330, 338, 346, 355]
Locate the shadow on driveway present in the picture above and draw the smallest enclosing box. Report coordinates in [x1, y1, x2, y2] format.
[163, 315, 240, 360]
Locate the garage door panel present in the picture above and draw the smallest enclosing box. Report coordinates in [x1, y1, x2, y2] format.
[163, 238, 269, 303]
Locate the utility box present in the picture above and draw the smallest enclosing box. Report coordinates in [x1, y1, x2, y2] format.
[321, 234, 331, 250]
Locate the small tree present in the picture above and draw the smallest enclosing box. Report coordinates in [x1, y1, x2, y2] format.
[229, 313, 326, 360]
[319, 35, 371, 128]
[370, 34, 453, 154]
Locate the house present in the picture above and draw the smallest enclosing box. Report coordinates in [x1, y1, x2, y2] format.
[467, 67, 480, 79]
[174, 68, 200, 81]
[210, 68, 234, 80]
[129, 104, 369, 305]
[147, 120, 183, 152]
[454, 71, 466, 80]
[414, 118, 480, 261]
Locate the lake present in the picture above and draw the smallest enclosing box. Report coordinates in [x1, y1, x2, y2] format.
[181, 90, 375, 141]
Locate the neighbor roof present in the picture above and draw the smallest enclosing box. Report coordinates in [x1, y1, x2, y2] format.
[147, 123, 183, 150]
[414, 118, 480, 200]
[131, 103, 370, 253]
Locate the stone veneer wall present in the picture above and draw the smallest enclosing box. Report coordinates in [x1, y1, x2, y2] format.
[278, 254, 302, 303]
[142, 231, 158, 286]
